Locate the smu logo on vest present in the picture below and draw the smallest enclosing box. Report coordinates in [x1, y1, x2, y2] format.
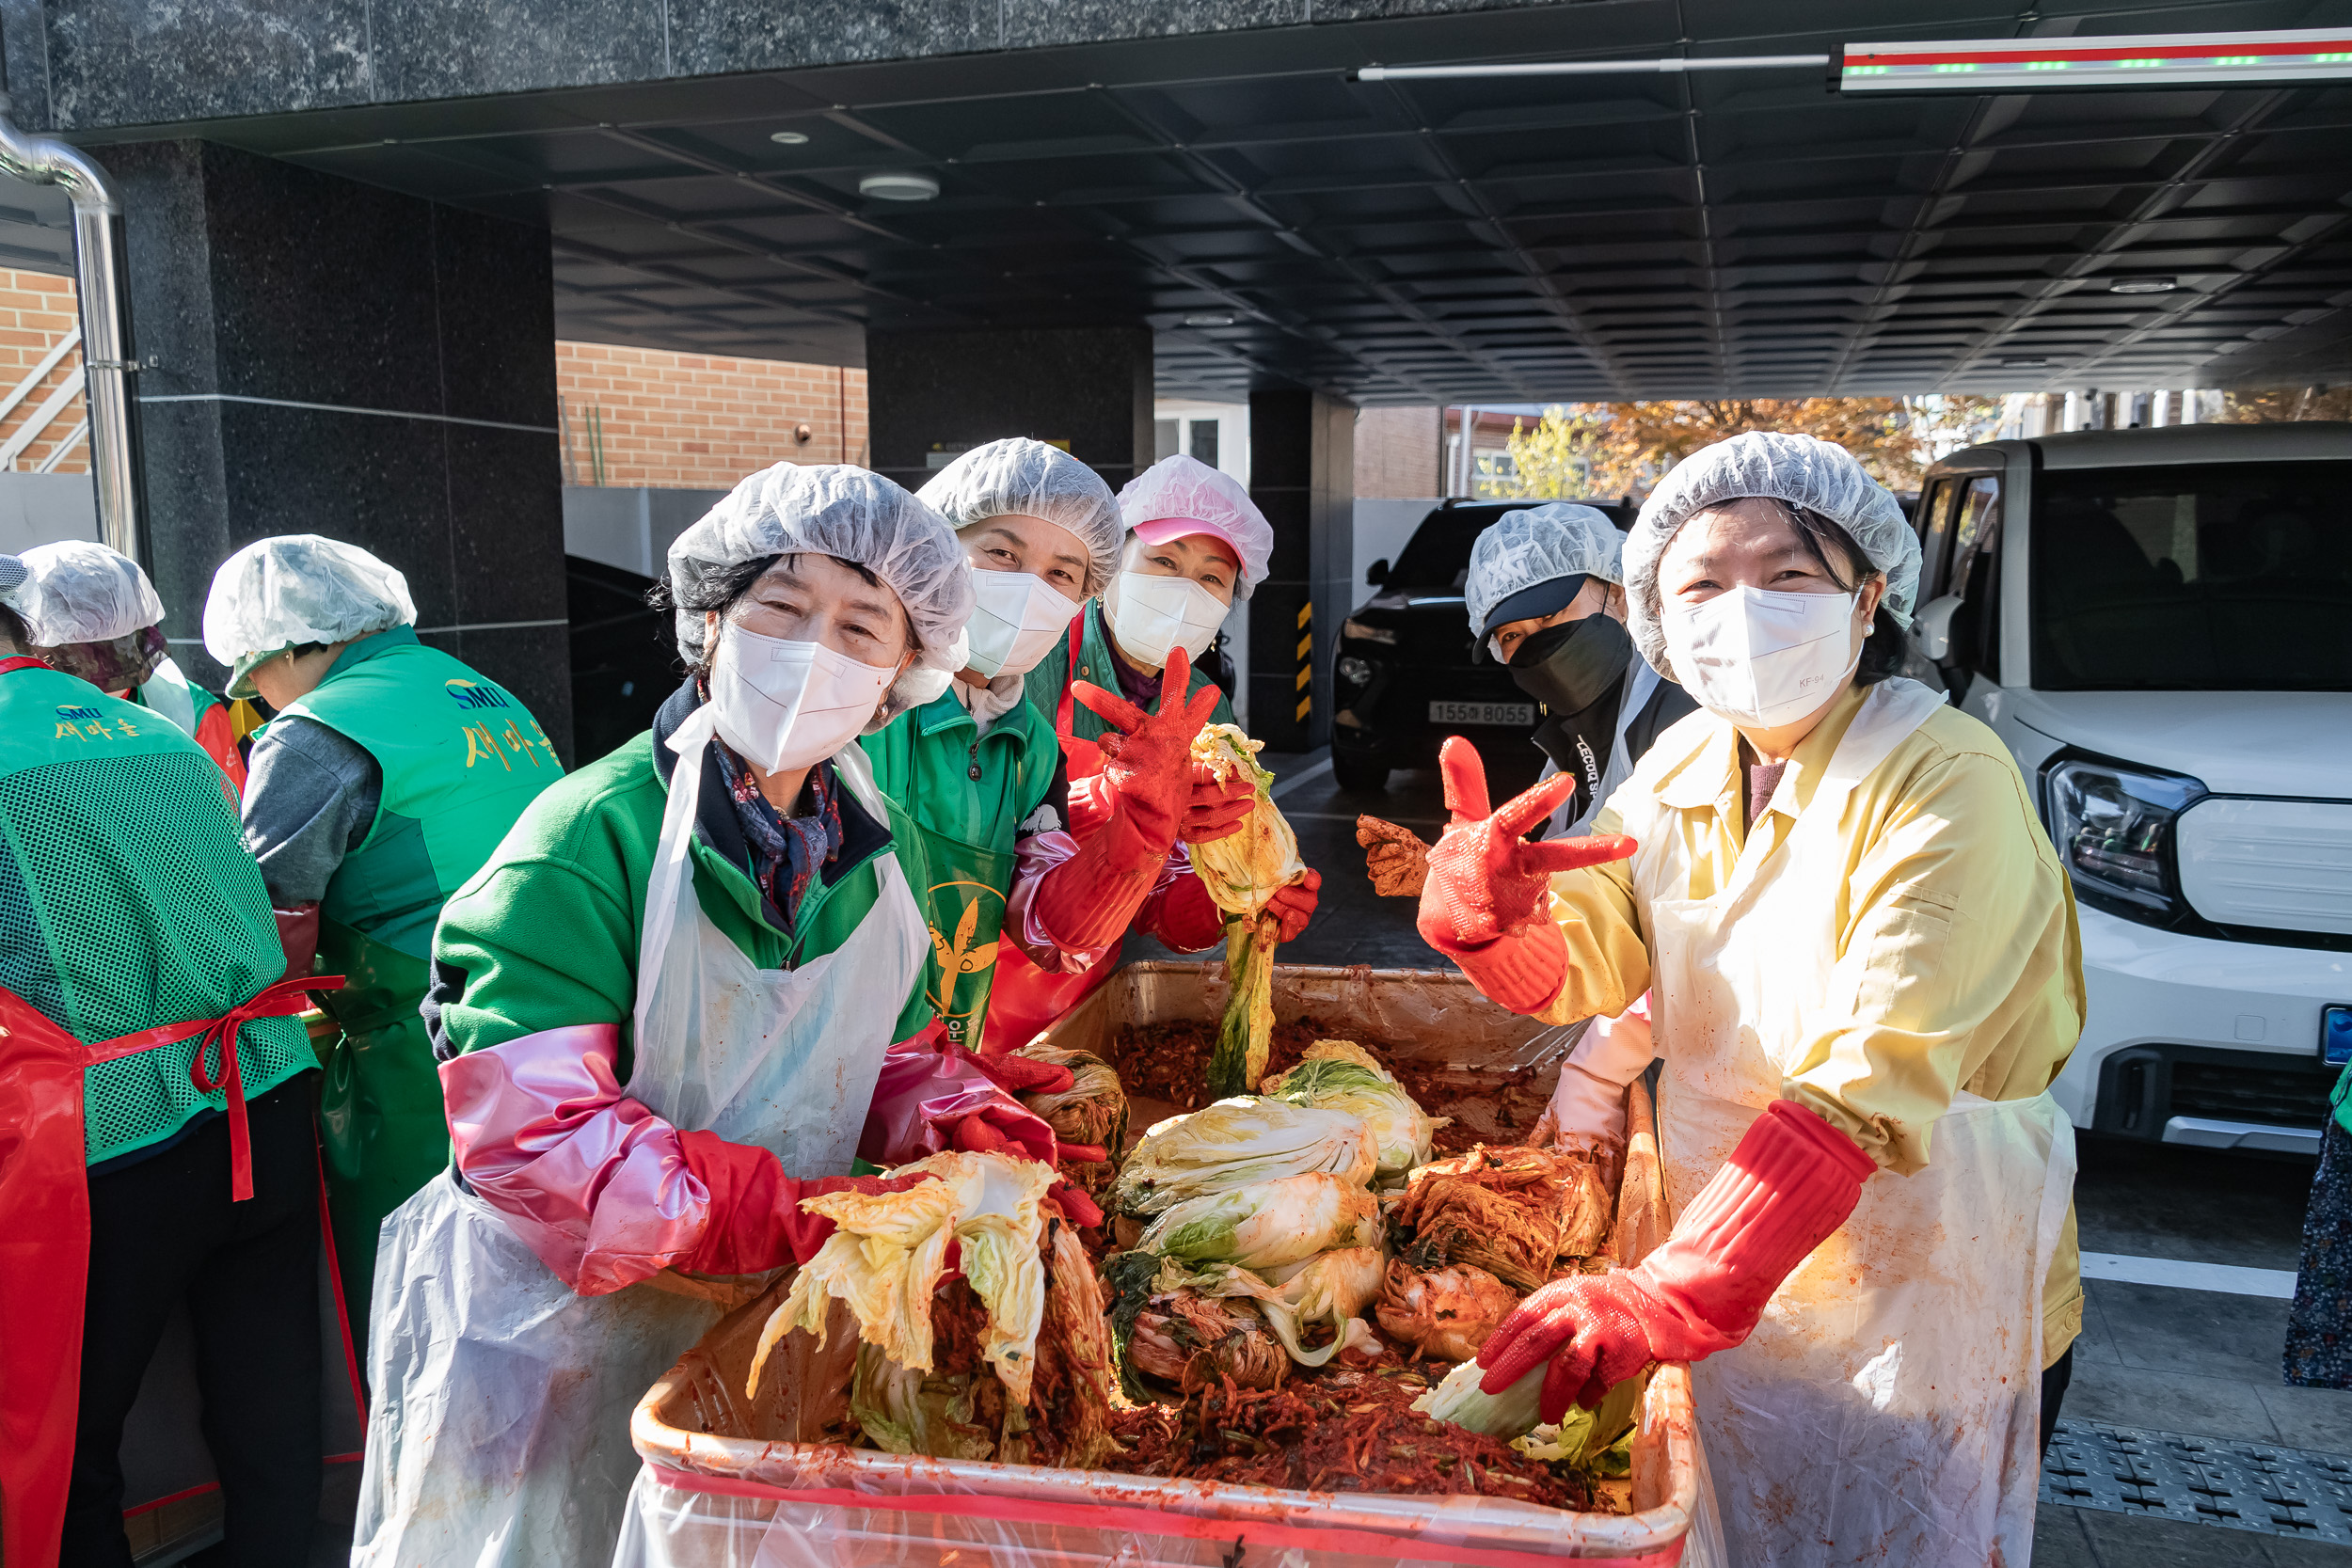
[445, 680, 557, 771]
[52, 703, 144, 742]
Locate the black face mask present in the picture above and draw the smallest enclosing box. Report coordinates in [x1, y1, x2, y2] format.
[1507, 612, 1634, 716]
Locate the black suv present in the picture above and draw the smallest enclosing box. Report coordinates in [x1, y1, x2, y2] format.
[1330, 499, 1634, 793]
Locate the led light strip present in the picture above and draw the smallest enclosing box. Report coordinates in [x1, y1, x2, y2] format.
[1841, 27, 2352, 91]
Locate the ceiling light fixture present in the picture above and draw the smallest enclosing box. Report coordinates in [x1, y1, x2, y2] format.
[1838, 27, 2352, 93]
[2000, 356, 2052, 368]
[1183, 311, 1237, 327]
[769, 130, 810, 145]
[2108, 277, 2178, 294]
[858, 171, 941, 201]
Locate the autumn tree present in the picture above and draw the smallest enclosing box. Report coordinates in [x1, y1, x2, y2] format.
[1502, 398, 2003, 501]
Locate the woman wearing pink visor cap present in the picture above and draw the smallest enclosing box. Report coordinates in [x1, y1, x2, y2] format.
[985, 454, 1322, 1052]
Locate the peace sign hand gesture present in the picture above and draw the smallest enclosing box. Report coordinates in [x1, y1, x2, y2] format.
[1068, 644, 1231, 852]
[1417, 736, 1635, 955]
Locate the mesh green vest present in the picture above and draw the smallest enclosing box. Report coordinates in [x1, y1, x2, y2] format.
[0, 666, 310, 1163]
[280, 628, 562, 973]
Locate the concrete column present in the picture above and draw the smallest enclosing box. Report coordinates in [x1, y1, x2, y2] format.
[100, 140, 574, 756]
[1246, 388, 1355, 753]
[865, 325, 1152, 498]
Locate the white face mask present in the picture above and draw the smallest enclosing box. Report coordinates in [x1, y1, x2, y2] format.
[707, 621, 896, 773]
[1663, 586, 1862, 730]
[1107, 569, 1228, 669]
[962, 569, 1082, 680]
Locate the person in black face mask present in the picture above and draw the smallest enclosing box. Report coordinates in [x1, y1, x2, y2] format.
[1358, 503, 1696, 893]
[1480, 503, 1698, 838]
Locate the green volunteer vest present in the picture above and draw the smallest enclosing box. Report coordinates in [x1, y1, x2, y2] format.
[1021, 598, 1237, 750]
[861, 687, 1058, 1050]
[0, 666, 310, 1163]
[278, 627, 561, 1353]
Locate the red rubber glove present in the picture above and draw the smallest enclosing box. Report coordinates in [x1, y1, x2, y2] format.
[1032, 647, 1227, 950]
[1416, 737, 1635, 1014]
[1178, 760, 1258, 845]
[1048, 1180, 1104, 1229]
[1258, 869, 1321, 943]
[1475, 1101, 1877, 1419]
[954, 1111, 1106, 1168]
[676, 1130, 934, 1274]
[963, 1050, 1075, 1097]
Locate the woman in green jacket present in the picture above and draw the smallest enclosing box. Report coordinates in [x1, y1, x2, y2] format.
[357, 464, 973, 1568]
[863, 438, 1250, 1073]
[202, 534, 564, 1355]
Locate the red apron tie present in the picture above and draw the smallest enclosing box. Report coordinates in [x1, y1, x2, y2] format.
[1053, 617, 1104, 780]
[87, 975, 346, 1202]
[0, 656, 53, 675]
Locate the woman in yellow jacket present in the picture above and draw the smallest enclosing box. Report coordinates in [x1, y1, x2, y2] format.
[1421, 432, 2083, 1567]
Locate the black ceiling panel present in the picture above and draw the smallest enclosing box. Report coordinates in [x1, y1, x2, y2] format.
[165, 0, 2352, 402]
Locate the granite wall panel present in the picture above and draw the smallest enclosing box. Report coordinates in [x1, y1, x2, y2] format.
[104, 136, 573, 756]
[8, 0, 1570, 132]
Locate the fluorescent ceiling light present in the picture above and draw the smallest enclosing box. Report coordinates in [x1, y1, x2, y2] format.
[859, 171, 940, 201]
[1182, 311, 1237, 327]
[770, 131, 810, 145]
[1840, 28, 2352, 92]
[2000, 356, 2052, 368]
[2108, 277, 2178, 294]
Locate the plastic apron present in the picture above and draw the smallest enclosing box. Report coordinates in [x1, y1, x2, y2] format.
[0, 955, 332, 1567]
[1631, 678, 2075, 1568]
[356, 705, 929, 1568]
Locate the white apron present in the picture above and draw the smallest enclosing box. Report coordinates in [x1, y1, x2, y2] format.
[355, 706, 930, 1568]
[1627, 679, 2075, 1568]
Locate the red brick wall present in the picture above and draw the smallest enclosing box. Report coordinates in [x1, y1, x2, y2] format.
[556, 341, 869, 490]
[1355, 405, 1439, 499]
[0, 269, 87, 476]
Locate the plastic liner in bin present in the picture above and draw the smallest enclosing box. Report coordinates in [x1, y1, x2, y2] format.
[616, 963, 1707, 1568]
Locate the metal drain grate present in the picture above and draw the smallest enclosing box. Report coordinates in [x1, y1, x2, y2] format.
[2042, 1419, 2352, 1542]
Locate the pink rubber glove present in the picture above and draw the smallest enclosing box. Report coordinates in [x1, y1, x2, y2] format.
[1475, 1101, 1877, 1419]
[675, 1131, 934, 1274]
[1416, 737, 1634, 1014]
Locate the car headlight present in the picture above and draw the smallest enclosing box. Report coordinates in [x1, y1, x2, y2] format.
[1341, 617, 1398, 646]
[2040, 752, 2206, 922]
[1337, 656, 1375, 688]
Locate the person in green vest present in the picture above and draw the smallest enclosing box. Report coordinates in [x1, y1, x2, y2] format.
[0, 552, 326, 1568]
[983, 452, 1322, 1052]
[356, 464, 975, 1567]
[13, 539, 251, 790]
[861, 437, 1250, 1077]
[200, 534, 563, 1356]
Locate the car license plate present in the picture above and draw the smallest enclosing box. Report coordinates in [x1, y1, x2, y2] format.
[2325, 1005, 2352, 1068]
[1429, 700, 1534, 726]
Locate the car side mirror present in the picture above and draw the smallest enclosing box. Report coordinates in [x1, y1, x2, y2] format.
[1913, 594, 1965, 663]
[1365, 558, 1390, 587]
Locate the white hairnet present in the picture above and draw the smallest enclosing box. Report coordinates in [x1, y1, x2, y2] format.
[1465, 503, 1624, 639]
[14, 541, 166, 646]
[1624, 432, 1918, 675]
[1118, 454, 1272, 596]
[667, 462, 975, 726]
[916, 439, 1122, 598]
[203, 535, 417, 694]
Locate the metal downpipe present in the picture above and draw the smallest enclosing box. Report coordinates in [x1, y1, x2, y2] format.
[0, 93, 141, 562]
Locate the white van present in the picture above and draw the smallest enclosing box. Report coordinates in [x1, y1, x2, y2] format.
[1909, 422, 2352, 1155]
